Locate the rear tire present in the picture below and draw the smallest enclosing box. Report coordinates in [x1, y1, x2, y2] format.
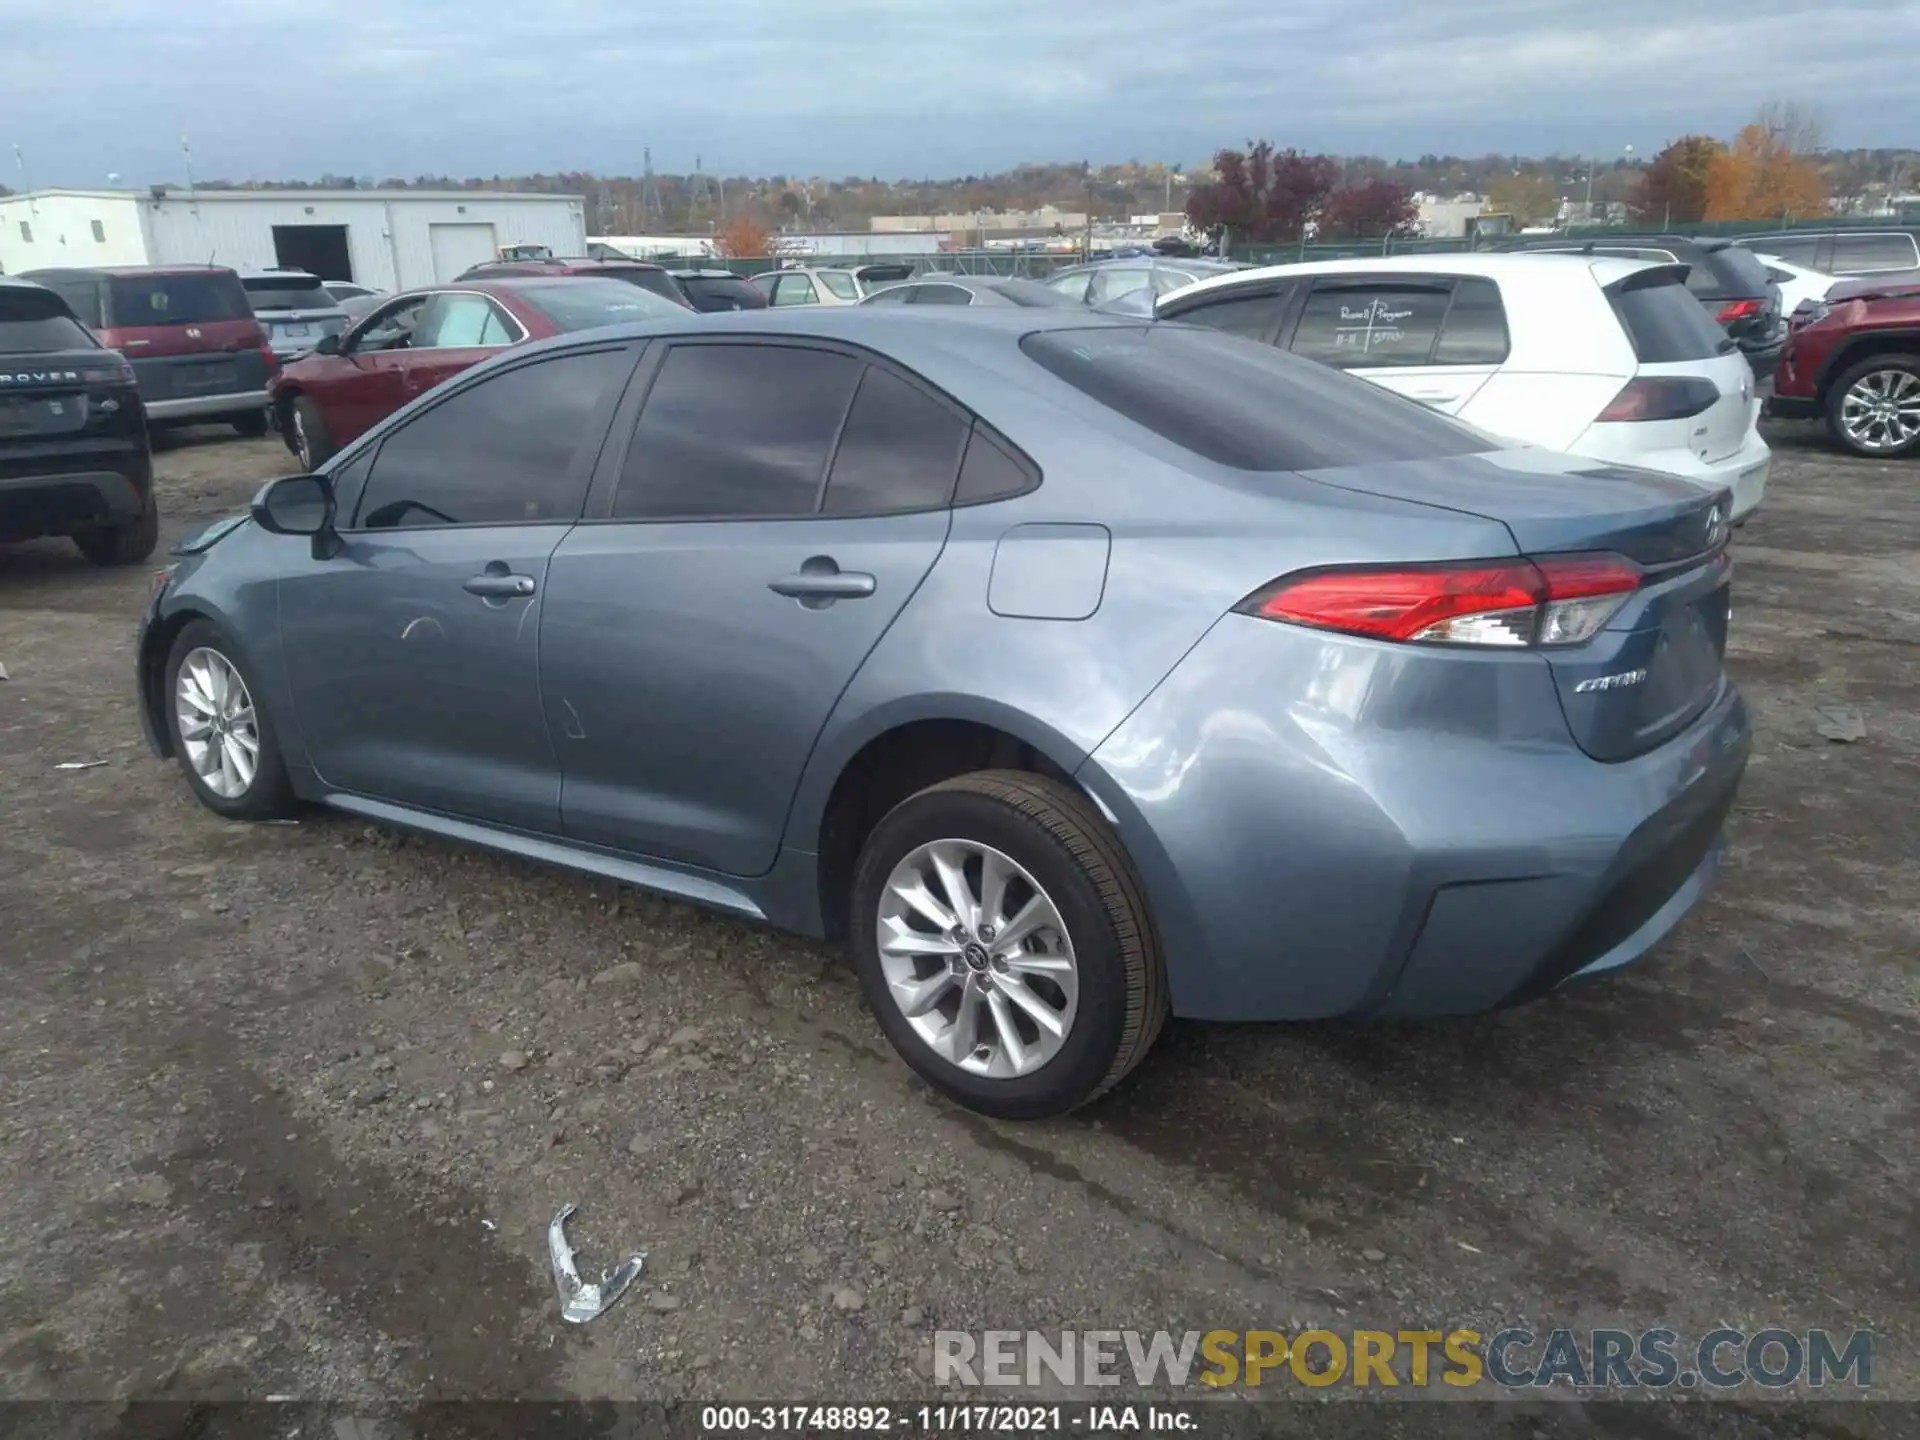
[164, 620, 297, 821]
[232, 410, 269, 439]
[849, 770, 1167, 1120]
[290, 397, 336, 470]
[73, 493, 159, 566]
[1825, 353, 1920, 459]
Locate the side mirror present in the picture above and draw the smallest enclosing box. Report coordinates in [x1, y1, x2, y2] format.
[314, 333, 342, 357]
[251, 473, 338, 559]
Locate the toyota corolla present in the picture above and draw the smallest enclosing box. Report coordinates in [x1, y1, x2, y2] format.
[136, 309, 1750, 1119]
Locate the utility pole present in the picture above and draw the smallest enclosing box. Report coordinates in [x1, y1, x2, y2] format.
[1082, 160, 1093, 262]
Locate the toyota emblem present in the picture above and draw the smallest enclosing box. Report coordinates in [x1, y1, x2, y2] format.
[1704, 503, 1727, 548]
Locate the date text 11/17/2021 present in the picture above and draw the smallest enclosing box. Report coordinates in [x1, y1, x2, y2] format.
[699, 1404, 1198, 1433]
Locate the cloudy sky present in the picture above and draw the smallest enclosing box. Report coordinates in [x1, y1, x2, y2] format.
[4, 0, 1917, 187]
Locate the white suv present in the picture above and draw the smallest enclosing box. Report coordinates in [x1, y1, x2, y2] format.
[1157, 254, 1769, 522]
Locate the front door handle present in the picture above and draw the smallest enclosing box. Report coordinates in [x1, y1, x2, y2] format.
[769, 558, 876, 603]
[463, 573, 535, 598]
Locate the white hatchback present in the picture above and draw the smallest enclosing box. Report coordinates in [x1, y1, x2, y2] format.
[1157, 253, 1769, 522]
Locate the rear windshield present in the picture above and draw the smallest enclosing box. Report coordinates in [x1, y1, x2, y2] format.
[242, 276, 334, 312]
[678, 276, 769, 311]
[604, 268, 687, 305]
[107, 272, 251, 327]
[0, 289, 98, 354]
[1608, 279, 1733, 363]
[1701, 244, 1772, 295]
[515, 279, 687, 331]
[1020, 325, 1499, 471]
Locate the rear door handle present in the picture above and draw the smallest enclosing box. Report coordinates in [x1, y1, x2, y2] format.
[769, 560, 876, 602]
[463, 573, 536, 598]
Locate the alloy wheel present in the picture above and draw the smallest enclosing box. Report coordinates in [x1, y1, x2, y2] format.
[1839, 368, 1920, 453]
[874, 839, 1079, 1079]
[176, 647, 261, 799]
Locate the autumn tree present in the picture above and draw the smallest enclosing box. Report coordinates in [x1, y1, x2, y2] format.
[1319, 178, 1418, 239]
[1186, 141, 1340, 242]
[1704, 121, 1830, 222]
[1631, 136, 1723, 225]
[1484, 172, 1561, 226]
[715, 213, 772, 259]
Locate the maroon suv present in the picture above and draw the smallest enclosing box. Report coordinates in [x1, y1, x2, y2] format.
[20, 265, 275, 434]
[1771, 275, 1920, 458]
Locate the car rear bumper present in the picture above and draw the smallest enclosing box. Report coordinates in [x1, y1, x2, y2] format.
[0, 451, 152, 538]
[1077, 613, 1752, 1023]
[146, 390, 270, 422]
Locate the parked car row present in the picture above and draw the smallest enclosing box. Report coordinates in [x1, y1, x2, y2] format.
[137, 304, 1752, 1119]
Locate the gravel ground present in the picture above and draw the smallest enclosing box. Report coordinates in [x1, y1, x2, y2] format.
[0, 421, 1913, 1436]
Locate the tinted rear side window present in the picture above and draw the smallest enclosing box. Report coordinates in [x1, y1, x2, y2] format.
[242, 277, 333, 311]
[614, 344, 861, 519]
[354, 348, 632, 529]
[0, 290, 98, 353]
[820, 368, 970, 515]
[1831, 233, 1920, 271]
[1169, 290, 1289, 341]
[1021, 326, 1498, 471]
[1291, 284, 1449, 368]
[107, 273, 250, 326]
[1608, 280, 1731, 363]
[1433, 278, 1511, 364]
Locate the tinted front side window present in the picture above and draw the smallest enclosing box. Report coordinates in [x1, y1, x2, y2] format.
[1832, 234, 1920, 271]
[1021, 325, 1497, 471]
[107, 273, 250, 327]
[821, 368, 969, 515]
[1291, 285, 1448, 368]
[415, 294, 516, 348]
[1168, 290, 1288, 341]
[1432, 278, 1511, 364]
[1608, 280, 1730, 363]
[613, 344, 860, 519]
[354, 348, 631, 529]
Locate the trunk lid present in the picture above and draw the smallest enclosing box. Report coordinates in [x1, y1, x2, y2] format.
[1301, 446, 1734, 761]
[1600, 263, 1758, 464]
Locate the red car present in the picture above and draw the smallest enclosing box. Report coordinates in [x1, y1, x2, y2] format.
[453, 257, 694, 309]
[268, 276, 683, 469]
[1770, 274, 1920, 458]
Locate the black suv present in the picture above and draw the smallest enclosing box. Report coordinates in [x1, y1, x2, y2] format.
[0, 278, 157, 565]
[1494, 234, 1786, 381]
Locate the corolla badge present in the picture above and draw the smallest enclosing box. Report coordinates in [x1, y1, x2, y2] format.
[1574, 669, 1648, 694]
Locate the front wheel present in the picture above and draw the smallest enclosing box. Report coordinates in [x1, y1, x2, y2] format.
[164, 620, 297, 821]
[290, 397, 336, 470]
[1826, 353, 1920, 458]
[849, 770, 1167, 1119]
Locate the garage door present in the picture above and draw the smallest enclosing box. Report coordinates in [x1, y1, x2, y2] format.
[428, 223, 500, 282]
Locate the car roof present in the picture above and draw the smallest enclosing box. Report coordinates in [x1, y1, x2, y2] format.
[668, 269, 744, 279]
[19, 263, 240, 278]
[1504, 232, 1727, 251]
[1161, 250, 1654, 305]
[474, 257, 667, 273]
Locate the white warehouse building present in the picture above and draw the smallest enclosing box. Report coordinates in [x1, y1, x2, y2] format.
[0, 188, 587, 289]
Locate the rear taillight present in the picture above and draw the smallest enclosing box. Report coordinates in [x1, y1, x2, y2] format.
[1715, 297, 1764, 325]
[1238, 553, 1642, 649]
[260, 342, 279, 376]
[1596, 376, 1721, 423]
